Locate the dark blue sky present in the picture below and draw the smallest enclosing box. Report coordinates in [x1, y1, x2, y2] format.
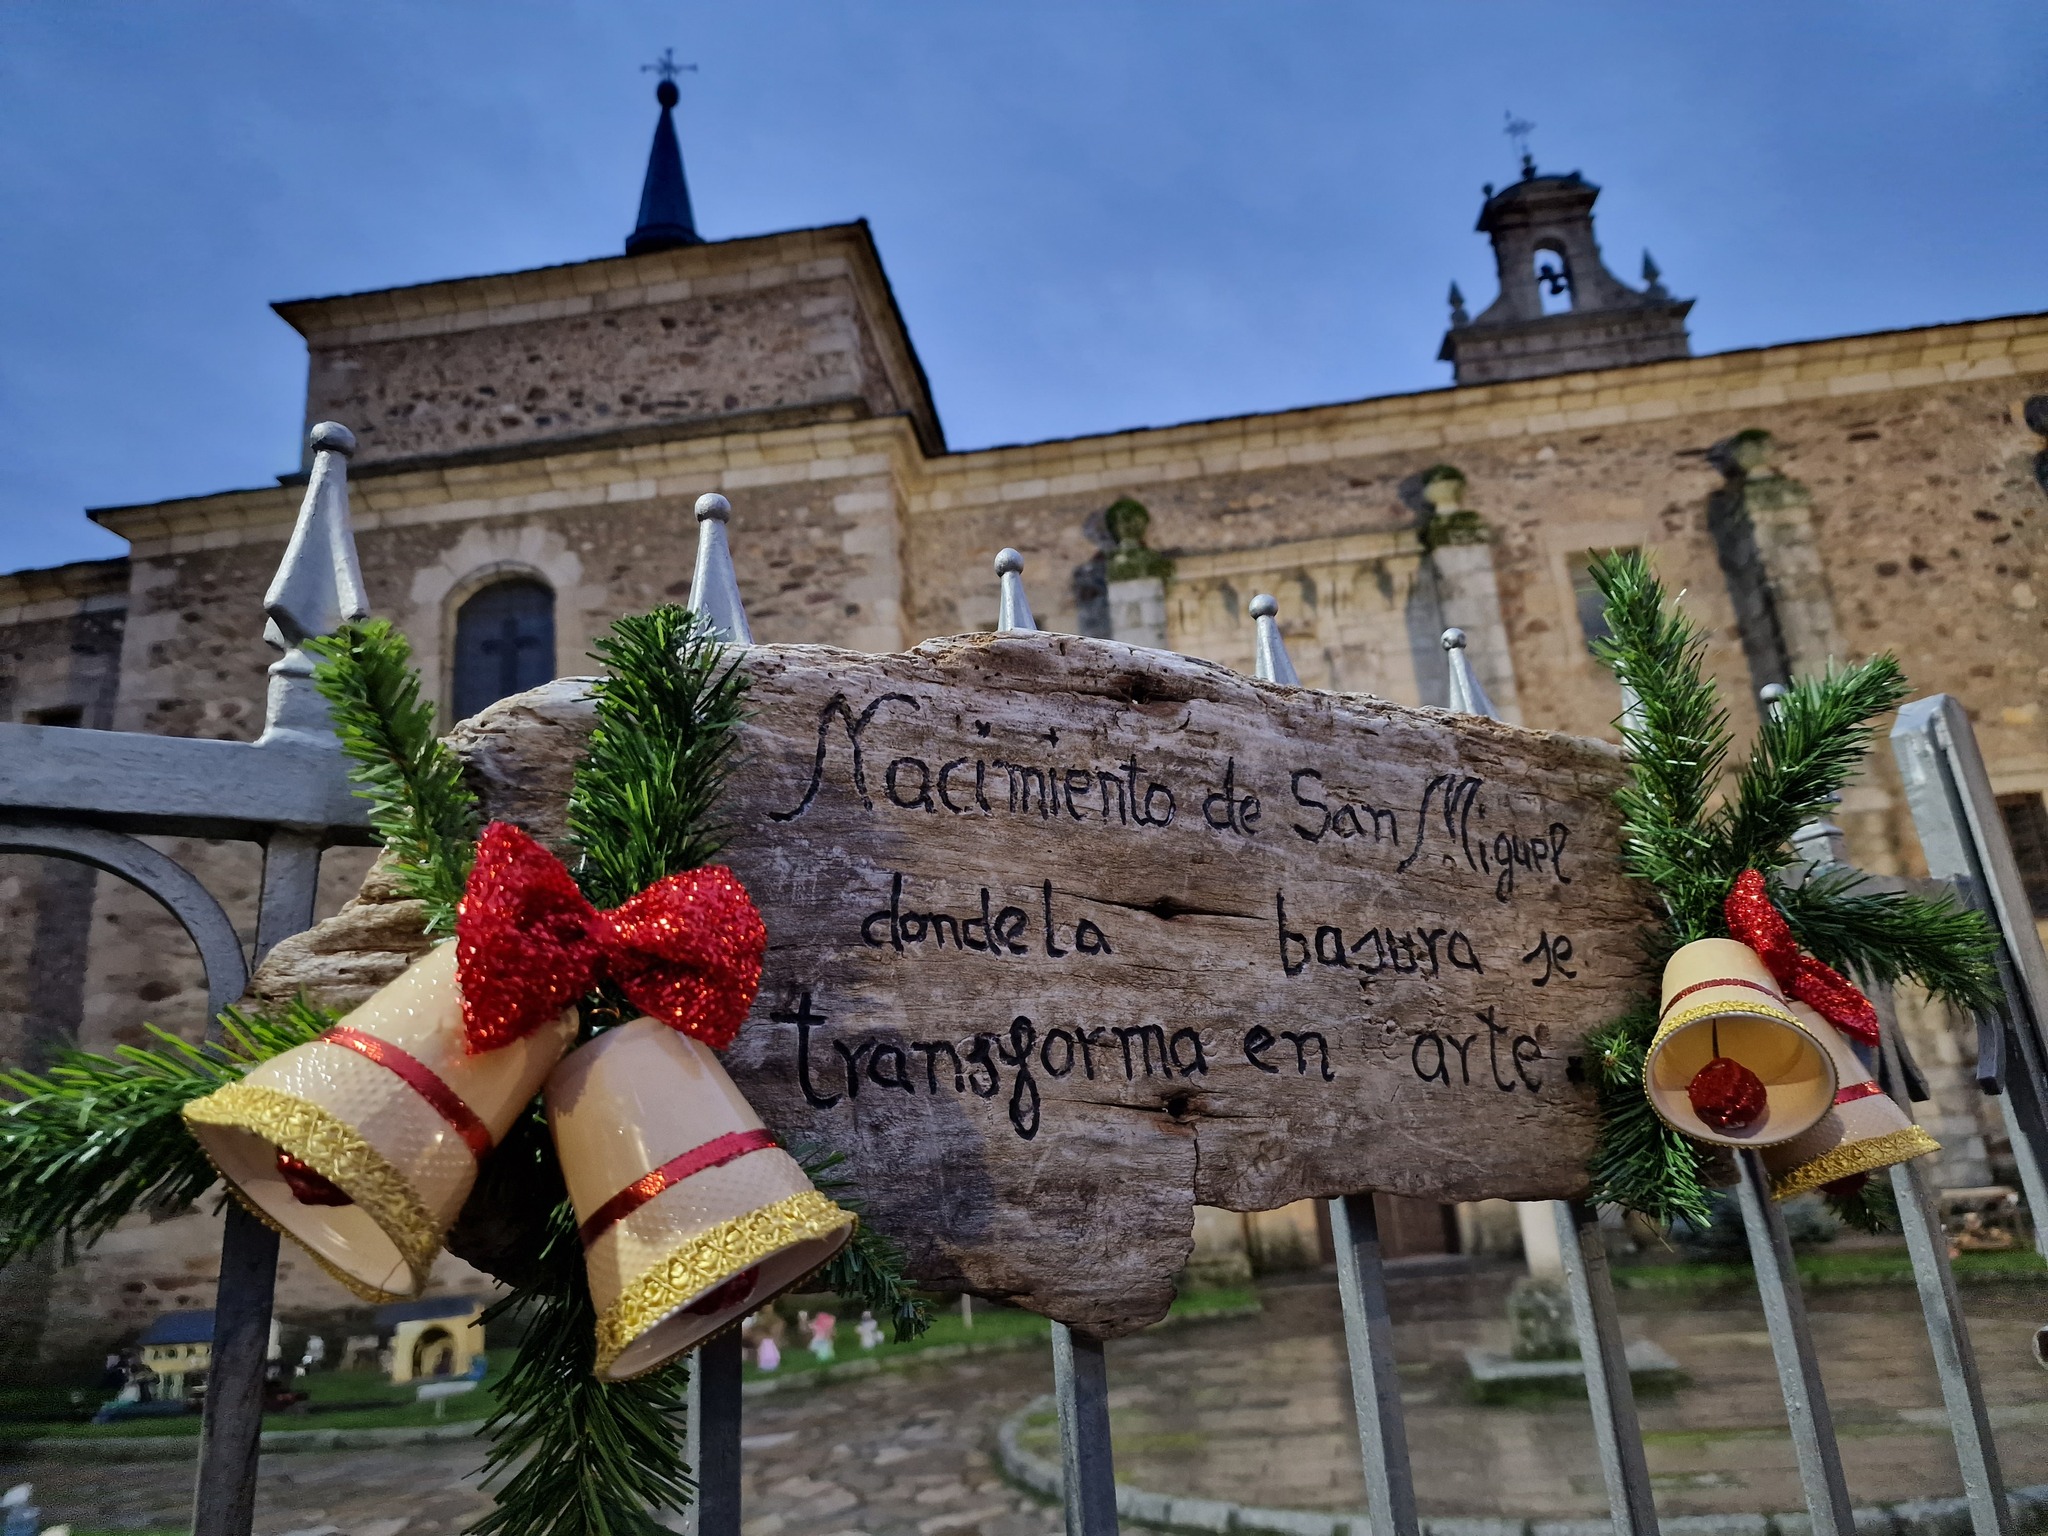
[3, 3, 2043, 574]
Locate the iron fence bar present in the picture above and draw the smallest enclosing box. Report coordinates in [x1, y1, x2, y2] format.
[0, 724, 373, 843]
[1778, 744, 2016, 1536]
[253, 831, 327, 965]
[684, 1330, 745, 1536]
[1446, 627, 1660, 1531]
[1552, 1200, 1660, 1535]
[1890, 1149, 2011, 1534]
[679, 498, 755, 1534]
[1866, 952, 2014, 1532]
[1329, 1193, 1420, 1536]
[1250, 599, 1420, 1536]
[1991, 1020, 2048, 1257]
[0, 818, 250, 1018]
[1051, 1322, 1120, 1536]
[191, 1204, 282, 1536]
[193, 653, 347, 1536]
[991, 555, 1113, 1536]
[1890, 694, 2048, 1253]
[1735, 1149, 1855, 1534]
[0, 423, 370, 1536]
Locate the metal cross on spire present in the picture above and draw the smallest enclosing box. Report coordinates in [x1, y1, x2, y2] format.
[1503, 110, 1536, 177]
[643, 47, 697, 85]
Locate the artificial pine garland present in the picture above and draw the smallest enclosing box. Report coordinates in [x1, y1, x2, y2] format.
[318, 606, 928, 1535]
[0, 605, 925, 1536]
[0, 1002, 332, 1264]
[1583, 551, 1999, 1229]
[306, 618, 478, 936]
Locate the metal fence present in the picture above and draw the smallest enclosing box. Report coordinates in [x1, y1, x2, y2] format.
[0, 424, 2042, 1536]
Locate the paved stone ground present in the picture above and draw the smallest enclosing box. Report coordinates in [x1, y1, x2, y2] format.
[6, 1264, 2045, 1534]
[0, 1351, 1063, 1536]
[1057, 1267, 2048, 1520]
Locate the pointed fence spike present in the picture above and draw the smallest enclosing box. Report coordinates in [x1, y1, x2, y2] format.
[995, 548, 1037, 633]
[1619, 681, 1644, 736]
[256, 423, 369, 749]
[1442, 628, 1500, 720]
[264, 422, 368, 651]
[1250, 594, 1301, 686]
[688, 493, 754, 645]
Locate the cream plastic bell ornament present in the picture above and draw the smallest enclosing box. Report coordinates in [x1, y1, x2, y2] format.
[1645, 937, 1838, 1147]
[183, 944, 576, 1300]
[1764, 1003, 1940, 1200]
[546, 1018, 855, 1381]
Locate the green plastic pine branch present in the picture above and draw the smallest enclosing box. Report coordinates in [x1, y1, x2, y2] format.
[307, 619, 479, 936]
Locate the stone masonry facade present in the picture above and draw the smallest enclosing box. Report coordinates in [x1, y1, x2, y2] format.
[2, 206, 2045, 1369]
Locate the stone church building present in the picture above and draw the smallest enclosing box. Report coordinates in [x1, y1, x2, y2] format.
[4, 89, 2046, 1365]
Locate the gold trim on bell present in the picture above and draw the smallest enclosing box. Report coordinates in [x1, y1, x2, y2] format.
[593, 1189, 856, 1380]
[1650, 998, 1807, 1042]
[1769, 1124, 1941, 1202]
[181, 1081, 442, 1301]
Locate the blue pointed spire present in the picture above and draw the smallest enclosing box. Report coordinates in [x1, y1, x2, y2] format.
[626, 68, 701, 255]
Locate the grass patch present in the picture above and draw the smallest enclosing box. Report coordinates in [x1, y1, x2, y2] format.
[1467, 1368, 1686, 1408]
[0, 1383, 116, 1424]
[1612, 1246, 2045, 1292]
[745, 1300, 1046, 1382]
[1, 1350, 514, 1440]
[743, 1286, 1256, 1383]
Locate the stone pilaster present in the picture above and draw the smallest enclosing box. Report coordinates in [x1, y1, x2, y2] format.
[1418, 466, 1523, 722]
[1103, 497, 1172, 649]
[1708, 429, 1844, 695]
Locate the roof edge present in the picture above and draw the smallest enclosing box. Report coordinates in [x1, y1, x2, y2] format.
[270, 220, 876, 335]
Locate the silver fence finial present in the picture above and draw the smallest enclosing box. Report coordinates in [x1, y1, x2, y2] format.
[257, 422, 370, 749]
[688, 493, 754, 645]
[265, 422, 368, 650]
[1250, 594, 1300, 686]
[1442, 627, 1500, 720]
[996, 548, 1037, 633]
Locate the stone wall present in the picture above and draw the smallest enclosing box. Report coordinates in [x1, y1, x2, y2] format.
[281, 224, 942, 469]
[895, 317, 2048, 881]
[0, 560, 128, 1070]
[3, 281, 2044, 1365]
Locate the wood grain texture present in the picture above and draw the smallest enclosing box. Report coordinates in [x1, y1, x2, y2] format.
[271, 633, 1654, 1335]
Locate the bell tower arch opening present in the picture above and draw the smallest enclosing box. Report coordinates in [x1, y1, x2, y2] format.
[1439, 155, 1693, 385]
[1533, 241, 1573, 315]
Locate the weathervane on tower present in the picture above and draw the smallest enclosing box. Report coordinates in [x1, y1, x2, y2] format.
[643, 47, 697, 90]
[1503, 111, 1537, 179]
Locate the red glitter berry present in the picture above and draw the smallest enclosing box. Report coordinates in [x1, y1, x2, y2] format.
[1687, 1056, 1768, 1132]
[276, 1150, 353, 1207]
[1822, 1173, 1870, 1198]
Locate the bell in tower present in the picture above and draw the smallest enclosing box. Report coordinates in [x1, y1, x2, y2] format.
[1439, 129, 1692, 386]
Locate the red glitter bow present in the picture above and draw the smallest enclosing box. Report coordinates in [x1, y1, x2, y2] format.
[454, 822, 766, 1054]
[1723, 868, 1879, 1047]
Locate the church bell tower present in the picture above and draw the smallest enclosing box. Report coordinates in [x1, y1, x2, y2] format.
[1439, 152, 1692, 386]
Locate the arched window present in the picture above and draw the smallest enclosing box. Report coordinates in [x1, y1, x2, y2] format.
[452, 578, 556, 720]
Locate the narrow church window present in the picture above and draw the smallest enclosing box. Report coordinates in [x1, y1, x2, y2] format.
[1570, 548, 1637, 654]
[1534, 247, 1573, 315]
[452, 578, 556, 721]
[1996, 792, 2048, 918]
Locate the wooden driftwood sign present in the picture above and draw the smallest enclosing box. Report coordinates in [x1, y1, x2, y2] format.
[436, 633, 1653, 1335]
